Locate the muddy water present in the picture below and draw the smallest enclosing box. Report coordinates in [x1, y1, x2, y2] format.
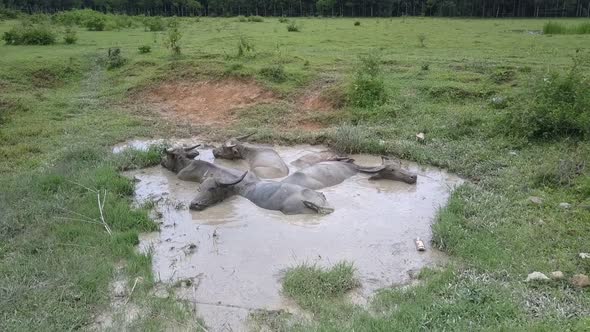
[123, 144, 463, 331]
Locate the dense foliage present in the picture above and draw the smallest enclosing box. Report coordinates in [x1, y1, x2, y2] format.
[1, 0, 589, 17]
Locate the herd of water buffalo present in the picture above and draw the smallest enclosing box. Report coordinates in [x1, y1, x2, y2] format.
[159, 134, 418, 215]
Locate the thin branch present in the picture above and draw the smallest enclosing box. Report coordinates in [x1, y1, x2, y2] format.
[124, 277, 143, 305]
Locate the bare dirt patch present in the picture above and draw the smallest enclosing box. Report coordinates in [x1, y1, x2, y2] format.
[139, 79, 278, 127]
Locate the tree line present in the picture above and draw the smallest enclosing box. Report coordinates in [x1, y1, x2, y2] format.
[2, 0, 589, 17]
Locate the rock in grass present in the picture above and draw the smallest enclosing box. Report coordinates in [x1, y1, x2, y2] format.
[529, 196, 543, 205]
[416, 132, 425, 142]
[113, 281, 127, 297]
[526, 271, 549, 282]
[550, 271, 565, 280]
[571, 274, 590, 288]
[579, 253, 590, 259]
[558, 202, 571, 209]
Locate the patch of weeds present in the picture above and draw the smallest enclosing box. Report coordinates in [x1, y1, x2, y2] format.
[278, 17, 289, 23]
[282, 261, 359, 311]
[249, 309, 293, 331]
[491, 68, 516, 84]
[421, 63, 430, 71]
[2, 23, 56, 45]
[354, 21, 360, 26]
[143, 16, 166, 32]
[165, 19, 182, 55]
[259, 64, 288, 83]
[247, 16, 264, 22]
[84, 15, 106, 31]
[237, 36, 254, 57]
[63, 27, 77, 44]
[501, 52, 590, 139]
[107, 48, 127, 69]
[138, 45, 151, 54]
[287, 21, 300, 32]
[349, 53, 387, 108]
[113, 146, 164, 171]
[543, 21, 590, 35]
[427, 85, 491, 102]
[332, 124, 375, 153]
[418, 33, 426, 47]
[236, 15, 247, 22]
[533, 153, 586, 188]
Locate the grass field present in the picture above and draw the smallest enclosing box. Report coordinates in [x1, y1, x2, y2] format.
[1, 16, 589, 330]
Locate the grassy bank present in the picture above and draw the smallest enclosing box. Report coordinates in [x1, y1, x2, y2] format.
[1, 16, 589, 330]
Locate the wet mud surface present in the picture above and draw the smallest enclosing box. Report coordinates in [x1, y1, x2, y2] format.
[121, 143, 463, 331]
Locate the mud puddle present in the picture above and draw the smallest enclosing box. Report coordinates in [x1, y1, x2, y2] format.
[122, 143, 463, 331]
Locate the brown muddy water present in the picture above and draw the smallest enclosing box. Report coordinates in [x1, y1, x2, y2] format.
[118, 141, 463, 331]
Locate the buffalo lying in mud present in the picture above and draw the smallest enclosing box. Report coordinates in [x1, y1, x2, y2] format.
[212, 134, 289, 179]
[283, 156, 417, 190]
[160, 145, 243, 181]
[189, 171, 334, 215]
[160, 145, 333, 215]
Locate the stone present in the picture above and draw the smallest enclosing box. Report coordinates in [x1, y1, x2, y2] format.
[571, 274, 590, 288]
[113, 281, 127, 298]
[153, 288, 169, 299]
[509, 151, 518, 156]
[550, 271, 565, 280]
[558, 202, 571, 209]
[416, 132, 425, 142]
[526, 271, 549, 282]
[579, 253, 590, 259]
[529, 196, 543, 205]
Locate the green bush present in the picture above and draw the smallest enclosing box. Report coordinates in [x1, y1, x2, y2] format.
[260, 64, 287, 83]
[354, 21, 360, 26]
[63, 27, 77, 44]
[287, 21, 300, 32]
[543, 21, 590, 35]
[107, 48, 126, 69]
[84, 15, 106, 31]
[165, 20, 182, 55]
[278, 17, 289, 23]
[349, 54, 387, 108]
[237, 36, 254, 57]
[138, 45, 151, 54]
[247, 16, 264, 22]
[143, 16, 165, 31]
[0, 6, 20, 20]
[502, 54, 590, 139]
[2, 24, 56, 45]
[236, 15, 247, 22]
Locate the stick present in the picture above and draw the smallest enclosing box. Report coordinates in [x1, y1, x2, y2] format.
[124, 277, 143, 305]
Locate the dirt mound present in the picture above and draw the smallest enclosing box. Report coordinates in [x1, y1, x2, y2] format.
[141, 79, 278, 127]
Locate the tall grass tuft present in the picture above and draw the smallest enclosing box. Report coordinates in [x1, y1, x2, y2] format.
[543, 21, 590, 35]
[349, 54, 387, 108]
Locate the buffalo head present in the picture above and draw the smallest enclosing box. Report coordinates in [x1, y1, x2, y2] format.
[212, 133, 255, 160]
[160, 144, 200, 173]
[189, 171, 248, 210]
[359, 157, 417, 184]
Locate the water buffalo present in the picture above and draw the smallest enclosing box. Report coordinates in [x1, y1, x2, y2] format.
[189, 171, 334, 215]
[160, 145, 244, 182]
[212, 134, 289, 179]
[282, 157, 417, 190]
[290, 151, 350, 169]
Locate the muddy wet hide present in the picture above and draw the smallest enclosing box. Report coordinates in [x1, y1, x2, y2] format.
[123, 144, 463, 331]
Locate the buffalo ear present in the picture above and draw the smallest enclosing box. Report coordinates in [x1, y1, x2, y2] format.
[303, 201, 334, 214]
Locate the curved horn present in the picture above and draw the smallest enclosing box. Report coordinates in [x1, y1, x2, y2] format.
[183, 144, 201, 151]
[165, 147, 174, 153]
[236, 132, 255, 141]
[217, 171, 248, 186]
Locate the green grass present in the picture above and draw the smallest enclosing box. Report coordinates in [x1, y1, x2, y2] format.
[544, 21, 590, 34]
[1, 16, 589, 330]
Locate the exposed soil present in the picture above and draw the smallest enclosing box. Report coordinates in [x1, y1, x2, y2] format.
[140, 79, 278, 127]
[135, 78, 341, 131]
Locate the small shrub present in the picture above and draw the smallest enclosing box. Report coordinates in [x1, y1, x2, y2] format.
[0, 6, 20, 20]
[237, 36, 254, 57]
[260, 64, 287, 83]
[349, 54, 387, 108]
[165, 20, 182, 55]
[143, 16, 165, 32]
[354, 21, 360, 26]
[247, 16, 264, 22]
[2, 24, 56, 45]
[333, 124, 367, 153]
[84, 15, 106, 31]
[418, 33, 426, 47]
[138, 45, 151, 54]
[491, 68, 515, 84]
[502, 53, 590, 139]
[421, 63, 430, 71]
[287, 21, 300, 32]
[543, 21, 590, 35]
[107, 48, 126, 69]
[278, 17, 289, 23]
[236, 15, 247, 22]
[63, 27, 77, 44]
